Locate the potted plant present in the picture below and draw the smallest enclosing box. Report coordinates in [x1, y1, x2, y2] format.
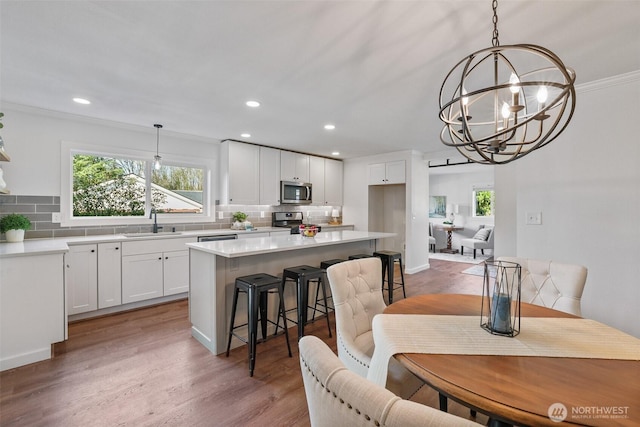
[0, 213, 31, 242]
[231, 211, 248, 229]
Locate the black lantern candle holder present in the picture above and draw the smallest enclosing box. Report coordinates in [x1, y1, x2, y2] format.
[480, 260, 522, 337]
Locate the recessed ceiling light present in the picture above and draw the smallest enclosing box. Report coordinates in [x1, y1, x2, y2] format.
[73, 97, 91, 105]
[241, 133, 251, 138]
[331, 151, 340, 156]
[324, 124, 336, 130]
[246, 100, 260, 108]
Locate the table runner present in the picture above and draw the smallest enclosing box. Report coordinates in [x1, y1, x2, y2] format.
[367, 314, 640, 387]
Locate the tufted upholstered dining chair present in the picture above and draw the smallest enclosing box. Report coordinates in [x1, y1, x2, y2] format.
[498, 256, 588, 316]
[299, 335, 481, 427]
[325, 257, 424, 399]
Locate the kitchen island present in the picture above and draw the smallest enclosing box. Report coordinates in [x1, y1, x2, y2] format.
[187, 230, 394, 355]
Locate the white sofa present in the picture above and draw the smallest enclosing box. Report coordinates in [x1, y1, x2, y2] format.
[498, 257, 588, 316]
[460, 226, 494, 259]
[299, 335, 481, 427]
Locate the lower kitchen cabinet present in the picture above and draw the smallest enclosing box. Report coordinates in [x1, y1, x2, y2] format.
[1, 252, 65, 371]
[121, 252, 164, 304]
[121, 237, 195, 304]
[163, 250, 189, 296]
[66, 244, 98, 315]
[97, 242, 122, 309]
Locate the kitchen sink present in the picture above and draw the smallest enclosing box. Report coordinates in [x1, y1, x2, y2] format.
[123, 232, 184, 238]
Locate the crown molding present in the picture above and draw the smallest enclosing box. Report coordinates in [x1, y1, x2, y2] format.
[576, 70, 640, 94]
[0, 101, 218, 144]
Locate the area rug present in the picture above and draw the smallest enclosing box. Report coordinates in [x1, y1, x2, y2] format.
[462, 264, 497, 277]
[429, 251, 491, 265]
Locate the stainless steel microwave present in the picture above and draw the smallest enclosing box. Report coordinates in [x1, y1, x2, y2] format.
[280, 181, 312, 204]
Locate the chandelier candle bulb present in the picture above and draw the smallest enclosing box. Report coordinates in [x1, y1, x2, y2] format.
[509, 73, 521, 106]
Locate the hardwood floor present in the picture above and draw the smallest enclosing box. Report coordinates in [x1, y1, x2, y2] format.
[0, 259, 487, 426]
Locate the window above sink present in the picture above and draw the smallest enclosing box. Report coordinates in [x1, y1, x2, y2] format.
[60, 141, 216, 228]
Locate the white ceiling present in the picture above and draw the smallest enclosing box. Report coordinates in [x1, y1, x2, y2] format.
[1, 1, 638, 159]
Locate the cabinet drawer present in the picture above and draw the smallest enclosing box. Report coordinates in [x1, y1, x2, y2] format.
[122, 237, 196, 256]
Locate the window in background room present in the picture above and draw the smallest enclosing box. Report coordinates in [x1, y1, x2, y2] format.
[472, 185, 494, 217]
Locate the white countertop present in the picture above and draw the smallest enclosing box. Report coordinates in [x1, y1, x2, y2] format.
[0, 225, 355, 258]
[0, 239, 70, 258]
[186, 230, 395, 258]
[0, 227, 282, 258]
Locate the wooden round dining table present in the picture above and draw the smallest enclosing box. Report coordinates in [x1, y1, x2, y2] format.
[384, 294, 639, 427]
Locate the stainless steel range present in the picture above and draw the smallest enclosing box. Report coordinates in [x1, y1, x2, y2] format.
[272, 212, 321, 234]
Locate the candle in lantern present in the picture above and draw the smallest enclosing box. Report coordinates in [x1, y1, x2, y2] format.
[491, 292, 512, 333]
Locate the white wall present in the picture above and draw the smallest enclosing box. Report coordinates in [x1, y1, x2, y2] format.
[0, 104, 218, 197]
[343, 150, 430, 273]
[495, 72, 640, 337]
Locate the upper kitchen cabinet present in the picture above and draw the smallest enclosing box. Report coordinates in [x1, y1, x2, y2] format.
[368, 160, 405, 185]
[259, 146, 281, 205]
[220, 141, 260, 205]
[310, 156, 343, 206]
[281, 151, 310, 182]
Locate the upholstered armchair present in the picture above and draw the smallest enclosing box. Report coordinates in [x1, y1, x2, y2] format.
[325, 258, 423, 399]
[460, 226, 494, 259]
[497, 256, 588, 316]
[299, 335, 481, 427]
[429, 222, 436, 252]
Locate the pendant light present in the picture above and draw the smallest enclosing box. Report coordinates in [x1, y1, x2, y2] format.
[153, 124, 162, 170]
[438, 0, 576, 164]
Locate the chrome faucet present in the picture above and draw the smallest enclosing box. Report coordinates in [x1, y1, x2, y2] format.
[149, 208, 163, 233]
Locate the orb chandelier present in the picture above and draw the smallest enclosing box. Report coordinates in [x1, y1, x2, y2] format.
[438, 0, 576, 164]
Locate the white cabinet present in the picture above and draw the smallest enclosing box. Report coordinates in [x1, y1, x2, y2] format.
[368, 160, 405, 185]
[324, 158, 343, 205]
[1, 252, 65, 371]
[163, 250, 189, 296]
[310, 156, 343, 206]
[221, 140, 260, 204]
[121, 253, 163, 303]
[281, 151, 310, 182]
[121, 237, 195, 304]
[260, 146, 281, 205]
[97, 242, 122, 309]
[309, 156, 325, 205]
[65, 244, 98, 315]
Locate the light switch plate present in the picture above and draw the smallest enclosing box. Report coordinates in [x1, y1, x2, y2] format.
[526, 212, 542, 225]
[52, 212, 61, 223]
[218, 211, 224, 219]
[260, 211, 265, 218]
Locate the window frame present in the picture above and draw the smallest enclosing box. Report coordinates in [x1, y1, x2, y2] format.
[60, 141, 215, 227]
[471, 184, 495, 218]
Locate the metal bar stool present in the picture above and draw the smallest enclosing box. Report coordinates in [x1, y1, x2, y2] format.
[373, 250, 406, 304]
[226, 273, 292, 376]
[311, 259, 345, 321]
[278, 265, 332, 340]
[348, 254, 373, 260]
